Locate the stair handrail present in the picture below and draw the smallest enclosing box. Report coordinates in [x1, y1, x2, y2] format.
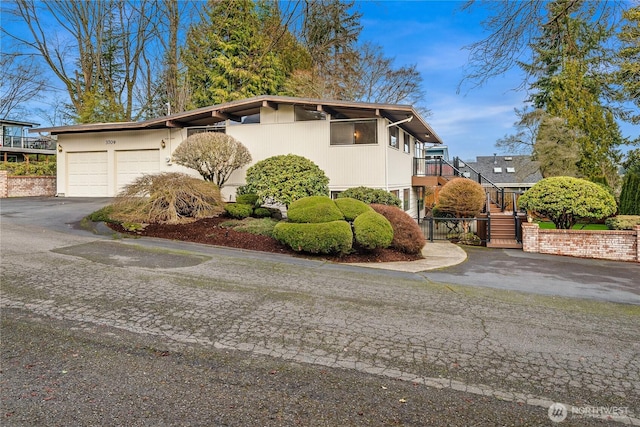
[455, 156, 505, 212]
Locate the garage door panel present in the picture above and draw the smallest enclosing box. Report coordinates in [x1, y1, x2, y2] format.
[116, 149, 160, 192]
[67, 151, 108, 197]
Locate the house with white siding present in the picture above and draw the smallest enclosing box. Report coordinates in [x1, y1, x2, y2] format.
[34, 96, 443, 219]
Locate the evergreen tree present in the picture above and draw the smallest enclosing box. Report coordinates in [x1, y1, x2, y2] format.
[182, 0, 288, 107]
[619, 172, 640, 215]
[614, 5, 640, 124]
[521, 1, 625, 187]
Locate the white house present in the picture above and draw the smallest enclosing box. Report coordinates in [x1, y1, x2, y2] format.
[34, 96, 443, 218]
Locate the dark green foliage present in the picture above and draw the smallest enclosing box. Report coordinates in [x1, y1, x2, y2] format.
[273, 221, 353, 254]
[371, 204, 425, 254]
[236, 193, 259, 206]
[252, 207, 273, 218]
[240, 155, 329, 206]
[352, 211, 393, 250]
[518, 176, 617, 229]
[605, 215, 640, 230]
[338, 187, 401, 207]
[0, 160, 56, 176]
[287, 196, 344, 223]
[334, 197, 372, 221]
[87, 206, 119, 224]
[619, 172, 640, 215]
[224, 203, 253, 219]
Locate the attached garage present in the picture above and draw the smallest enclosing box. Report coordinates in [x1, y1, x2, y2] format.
[67, 151, 108, 197]
[116, 149, 160, 193]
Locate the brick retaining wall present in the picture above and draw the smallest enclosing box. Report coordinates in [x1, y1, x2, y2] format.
[0, 170, 56, 198]
[522, 223, 640, 262]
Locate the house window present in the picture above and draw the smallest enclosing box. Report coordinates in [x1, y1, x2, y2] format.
[295, 106, 326, 121]
[506, 167, 515, 173]
[404, 134, 410, 154]
[415, 142, 423, 158]
[389, 126, 399, 149]
[330, 120, 377, 145]
[187, 126, 226, 136]
[330, 191, 343, 199]
[493, 167, 502, 173]
[403, 188, 410, 211]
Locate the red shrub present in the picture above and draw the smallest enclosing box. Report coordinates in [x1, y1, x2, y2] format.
[370, 204, 426, 254]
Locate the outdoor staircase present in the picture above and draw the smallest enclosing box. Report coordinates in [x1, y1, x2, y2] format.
[486, 203, 523, 249]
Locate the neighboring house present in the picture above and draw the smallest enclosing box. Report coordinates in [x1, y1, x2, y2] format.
[34, 96, 443, 218]
[458, 154, 543, 192]
[1, 119, 56, 162]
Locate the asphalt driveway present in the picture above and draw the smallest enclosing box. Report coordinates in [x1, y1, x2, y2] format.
[1, 197, 639, 425]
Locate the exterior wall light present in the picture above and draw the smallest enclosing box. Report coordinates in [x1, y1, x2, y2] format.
[161, 139, 166, 149]
[57, 144, 63, 152]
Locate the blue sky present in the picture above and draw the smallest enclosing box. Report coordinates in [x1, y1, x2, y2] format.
[356, 0, 640, 161]
[3, 0, 638, 162]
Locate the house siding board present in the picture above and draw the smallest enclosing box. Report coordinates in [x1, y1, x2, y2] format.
[52, 98, 439, 202]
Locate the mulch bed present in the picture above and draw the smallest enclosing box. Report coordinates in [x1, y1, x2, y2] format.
[109, 216, 422, 263]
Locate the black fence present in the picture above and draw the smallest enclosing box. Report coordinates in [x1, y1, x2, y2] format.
[419, 217, 489, 244]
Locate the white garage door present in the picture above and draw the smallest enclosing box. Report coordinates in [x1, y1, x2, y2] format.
[116, 149, 161, 193]
[67, 151, 108, 197]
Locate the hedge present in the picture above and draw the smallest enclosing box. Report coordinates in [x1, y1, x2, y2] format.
[334, 197, 372, 221]
[371, 204, 425, 254]
[353, 211, 393, 250]
[287, 196, 344, 223]
[224, 203, 253, 219]
[273, 221, 353, 254]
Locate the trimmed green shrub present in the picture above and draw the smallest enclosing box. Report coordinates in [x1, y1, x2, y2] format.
[371, 204, 425, 254]
[338, 186, 401, 207]
[252, 207, 273, 218]
[334, 197, 372, 221]
[605, 215, 640, 230]
[236, 193, 259, 206]
[352, 211, 393, 250]
[287, 196, 344, 223]
[0, 160, 56, 176]
[239, 154, 329, 206]
[224, 203, 253, 219]
[273, 221, 353, 254]
[519, 176, 617, 229]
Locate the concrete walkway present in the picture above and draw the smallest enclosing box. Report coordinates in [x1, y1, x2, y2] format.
[348, 242, 467, 272]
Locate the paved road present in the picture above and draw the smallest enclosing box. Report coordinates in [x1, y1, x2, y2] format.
[1, 198, 639, 425]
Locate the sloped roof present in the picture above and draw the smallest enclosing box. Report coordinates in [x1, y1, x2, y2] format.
[460, 155, 543, 185]
[33, 95, 443, 144]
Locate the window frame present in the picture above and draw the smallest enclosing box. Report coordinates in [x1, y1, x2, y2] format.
[330, 118, 378, 146]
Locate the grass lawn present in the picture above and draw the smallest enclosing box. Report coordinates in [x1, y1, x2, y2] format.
[536, 221, 608, 230]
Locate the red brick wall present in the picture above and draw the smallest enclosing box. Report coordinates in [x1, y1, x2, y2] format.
[0, 170, 56, 198]
[522, 223, 640, 262]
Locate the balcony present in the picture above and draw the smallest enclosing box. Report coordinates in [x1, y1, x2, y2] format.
[1, 136, 56, 155]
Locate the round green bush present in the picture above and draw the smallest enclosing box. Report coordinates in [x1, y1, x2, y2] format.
[338, 187, 401, 207]
[287, 196, 344, 223]
[371, 204, 425, 254]
[236, 193, 259, 206]
[334, 197, 372, 221]
[353, 211, 393, 250]
[224, 203, 253, 219]
[240, 154, 329, 206]
[252, 207, 273, 218]
[273, 221, 353, 254]
[519, 176, 617, 229]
